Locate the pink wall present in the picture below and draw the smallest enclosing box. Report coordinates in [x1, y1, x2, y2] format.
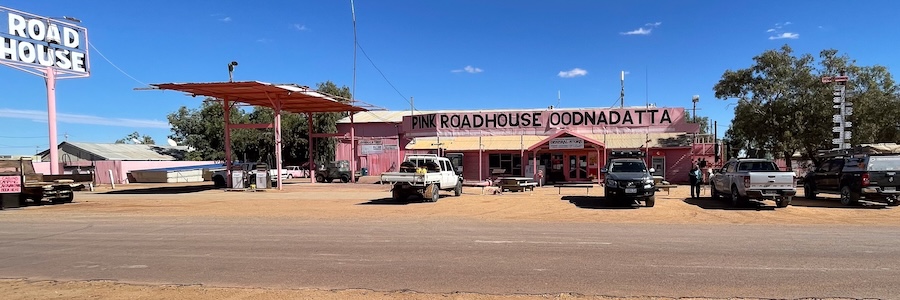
[401, 107, 700, 137]
[34, 161, 220, 184]
[335, 122, 409, 175]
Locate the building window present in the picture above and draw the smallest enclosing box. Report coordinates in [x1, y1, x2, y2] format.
[489, 153, 521, 175]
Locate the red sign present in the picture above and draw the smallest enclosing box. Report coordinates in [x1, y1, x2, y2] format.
[821, 76, 849, 83]
[0, 175, 22, 193]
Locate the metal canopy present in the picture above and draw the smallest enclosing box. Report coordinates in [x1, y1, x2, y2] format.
[152, 81, 369, 113]
[151, 80, 369, 190]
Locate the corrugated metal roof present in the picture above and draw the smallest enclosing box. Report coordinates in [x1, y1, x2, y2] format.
[337, 110, 436, 124]
[64, 142, 190, 161]
[405, 132, 687, 151]
[153, 81, 370, 113]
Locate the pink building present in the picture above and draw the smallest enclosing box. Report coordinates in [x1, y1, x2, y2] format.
[337, 107, 717, 184]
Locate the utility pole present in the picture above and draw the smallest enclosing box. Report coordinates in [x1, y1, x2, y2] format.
[410, 96, 414, 117]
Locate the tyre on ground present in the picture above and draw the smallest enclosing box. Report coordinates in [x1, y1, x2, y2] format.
[840, 186, 859, 206]
[645, 196, 655, 207]
[316, 174, 325, 183]
[804, 183, 816, 200]
[454, 181, 462, 196]
[424, 183, 440, 202]
[340, 174, 350, 183]
[731, 186, 746, 207]
[213, 176, 227, 188]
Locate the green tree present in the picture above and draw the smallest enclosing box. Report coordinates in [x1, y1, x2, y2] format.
[715, 46, 900, 166]
[684, 111, 710, 134]
[311, 81, 352, 164]
[115, 131, 155, 145]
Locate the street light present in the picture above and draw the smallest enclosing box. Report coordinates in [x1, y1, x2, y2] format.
[227, 61, 238, 82]
[691, 95, 700, 123]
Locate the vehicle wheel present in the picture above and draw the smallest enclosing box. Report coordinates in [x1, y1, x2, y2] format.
[776, 196, 792, 208]
[424, 184, 439, 202]
[804, 183, 816, 200]
[645, 196, 655, 207]
[731, 186, 745, 207]
[212, 176, 226, 188]
[840, 186, 859, 206]
[287, 174, 293, 180]
[315, 174, 325, 183]
[340, 174, 350, 183]
[392, 189, 407, 202]
[888, 199, 900, 206]
[710, 185, 720, 200]
[454, 181, 462, 196]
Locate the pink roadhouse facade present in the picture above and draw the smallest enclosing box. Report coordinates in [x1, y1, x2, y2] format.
[337, 106, 717, 184]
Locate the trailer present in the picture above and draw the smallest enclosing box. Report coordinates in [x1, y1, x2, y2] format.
[0, 158, 77, 208]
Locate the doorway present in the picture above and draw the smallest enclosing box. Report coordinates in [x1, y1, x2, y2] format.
[567, 154, 588, 181]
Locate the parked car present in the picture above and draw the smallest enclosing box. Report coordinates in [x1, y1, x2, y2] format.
[380, 154, 463, 202]
[602, 150, 656, 207]
[315, 160, 357, 183]
[710, 158, 796, 207]
[804, 148, 900, 206]
[284, 165, 308, 179]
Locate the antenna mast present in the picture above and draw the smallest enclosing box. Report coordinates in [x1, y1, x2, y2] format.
[619, 71, 625, 108]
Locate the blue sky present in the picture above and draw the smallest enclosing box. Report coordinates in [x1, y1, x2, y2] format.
[1, 0, 898, 155]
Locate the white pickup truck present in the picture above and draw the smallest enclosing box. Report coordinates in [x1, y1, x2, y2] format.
[380, 154, 463, 202]
[710, 158, 797, 207]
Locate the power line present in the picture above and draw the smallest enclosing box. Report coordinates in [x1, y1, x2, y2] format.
[356, 42, 419, 112]
[89, 41, 148, 86]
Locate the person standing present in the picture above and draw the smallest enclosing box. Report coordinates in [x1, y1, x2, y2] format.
[689, 163, 702, 199]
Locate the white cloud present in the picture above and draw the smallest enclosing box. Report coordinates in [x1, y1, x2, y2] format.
[766, 28, 776, 32]
[558, 68, 588, 78]
[769, 32, 799, 40]
[293, 24, 308, 31]
[256, 38, 271, 43]
[784, 21, 792, 25]
[621, 27, 652, 35]
[219, 16, 232, 22]
[451, 65, 483, 73]
[0, 109, 170, 129]
[621, 21, 660, 35]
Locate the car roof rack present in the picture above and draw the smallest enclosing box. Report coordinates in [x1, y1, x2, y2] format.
[609, 150, 645, 159]
[817, 144, 900, 159]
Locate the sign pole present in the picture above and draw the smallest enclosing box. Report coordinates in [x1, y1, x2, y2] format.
[45, 66, 59, 175]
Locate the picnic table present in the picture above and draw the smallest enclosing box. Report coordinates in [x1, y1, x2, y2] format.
[497, 177, 538, 192]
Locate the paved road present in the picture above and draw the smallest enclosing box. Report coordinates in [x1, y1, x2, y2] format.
[0, 216, 897, 299]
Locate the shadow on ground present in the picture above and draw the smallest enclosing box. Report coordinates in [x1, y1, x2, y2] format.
[791, 197, 891, 209]
[561, 196, 640, 209]
[683, 197, 777, 211]
[103, 185, 219, 195]
[358, 195, 447, 205]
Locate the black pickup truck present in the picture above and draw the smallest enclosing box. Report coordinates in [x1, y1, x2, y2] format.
[804, 150, 900, 206]
[602, 150, 656, 207]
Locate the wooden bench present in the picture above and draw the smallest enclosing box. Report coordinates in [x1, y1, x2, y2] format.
[463, 181, 491, 195]
[509, 182, 538, 192]
[655, 184, 677, 195]
[555, 184, 594, 194]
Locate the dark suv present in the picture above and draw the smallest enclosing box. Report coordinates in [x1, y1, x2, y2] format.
[602, 150, 656, 207]
[804, 151, 900, 206]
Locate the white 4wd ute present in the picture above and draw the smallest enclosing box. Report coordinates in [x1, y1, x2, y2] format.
[380, 154, 463, 202]
[710, 158, 797, 207]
